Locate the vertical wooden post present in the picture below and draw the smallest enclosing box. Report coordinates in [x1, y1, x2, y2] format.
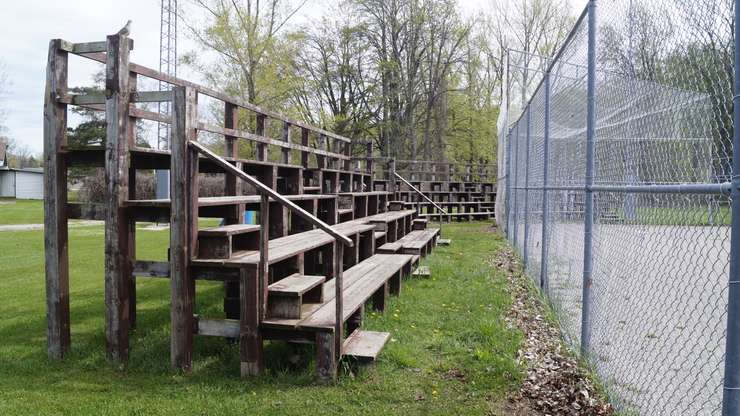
[104, 33, 133, 362]
[170, 86, 197, 371]
[334, 242, 344, 360]
[317, 134, 326, 169]
[256, 114, 268, 161]
[282, 121, 291, 164]
[128, 71, 138, 329]
[224, 102, 241, 320]
[259, 194, 270, 320]
[300, 128, 310, 168]
[240, 266, 263, 376]
[366, 141, 374, 191]
[43, 39, 70, 360]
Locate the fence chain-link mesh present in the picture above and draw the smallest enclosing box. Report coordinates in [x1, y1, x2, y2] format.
[500, 1, 735, 414]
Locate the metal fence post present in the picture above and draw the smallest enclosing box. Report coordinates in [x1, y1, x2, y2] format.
[506, 131, 513, 238]
[523, 109, 532, 270]
[512, 124, 520, 249]
[580, 0, 596, 355]
[540, 70, 551, 293]
[721, 0, 740, 412]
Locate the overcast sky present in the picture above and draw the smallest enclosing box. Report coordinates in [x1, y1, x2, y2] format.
[1, 0, 585, 155]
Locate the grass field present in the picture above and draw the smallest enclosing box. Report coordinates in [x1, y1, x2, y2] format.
[0, 214, 524, 415]
[0, 198, 45, 225]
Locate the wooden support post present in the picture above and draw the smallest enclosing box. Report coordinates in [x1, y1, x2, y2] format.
[104, 33, 133, 362]
[170, 86, 198, 371]
[347, 305, 364, 335]
[316, 331, 336, 383]
[44, 39, 70, 360]
[389, 270, 402, 296]
[259, 194, 270, 320]
[240, 266, 263, 376]
[268, 202, 289, 239]
[334, 243, 344, 360]
[372, 282, 389, 312]
[128, 71, 138, 330]
[282, 121, 291, 164]
[301, 128, 310, 169]
[316, 134, 326, 169]
[366, 141, 374, 191]
[224, 102, 241, 321]
[256, 114, 268, 161]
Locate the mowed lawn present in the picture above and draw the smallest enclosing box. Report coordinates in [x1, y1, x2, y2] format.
[0, 198, 45, 224]
[0, 206, 522, 415]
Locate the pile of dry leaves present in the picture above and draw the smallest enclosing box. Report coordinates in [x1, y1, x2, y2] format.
[494, 245, 614, 416]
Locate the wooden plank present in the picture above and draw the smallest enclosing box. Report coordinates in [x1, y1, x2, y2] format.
[240, 265, 263, 376]
[199, 224, 260, 237]
[268, 274, 325, 297]
[132, 261, 170, 277]
[195, 317, 240, 338]
[169, 86, 195, 371]
[300, 254, 412, 328]
[43, 39, 70, 360]
[342, 330, 390, 360]
[103, 33, 132, 362]
[412, 266, 431, 278]
[198, 122, 348, 160]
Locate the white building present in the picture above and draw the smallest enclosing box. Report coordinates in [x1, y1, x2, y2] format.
[0, 167, 44, 199]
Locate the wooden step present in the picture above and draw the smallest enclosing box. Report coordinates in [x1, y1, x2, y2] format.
[412, 218, 428, 230]
[412, 265, 431, 278]
[199, 223, 260, 237]
[198, 224, 261, 259]
[342, 329, 390, 361]
[374, 231, 387, 240]
[268, 274, 325, 319]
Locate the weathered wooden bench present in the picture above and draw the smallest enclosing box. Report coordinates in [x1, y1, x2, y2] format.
[377, 228, 440, 257]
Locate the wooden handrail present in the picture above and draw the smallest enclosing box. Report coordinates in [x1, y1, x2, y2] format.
[394, 172, 449, 216]
[188, 140, 354, 247]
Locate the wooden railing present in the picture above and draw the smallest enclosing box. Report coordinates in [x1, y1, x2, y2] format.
[394, 172, 449, 229]
[393, 159, 495, 182]
[56, 36, 371, 173]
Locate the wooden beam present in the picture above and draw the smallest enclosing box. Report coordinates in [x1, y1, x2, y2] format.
[43, 39, 70, 360]
[103, 33, 132, 362]
[170, 86, 197, 371]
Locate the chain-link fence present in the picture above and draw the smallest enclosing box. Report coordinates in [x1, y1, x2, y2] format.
[499, 1, 739, 414]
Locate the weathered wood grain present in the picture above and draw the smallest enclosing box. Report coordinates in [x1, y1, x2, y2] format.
[104, 33, 132, 362]
[43, 39, 70, 360]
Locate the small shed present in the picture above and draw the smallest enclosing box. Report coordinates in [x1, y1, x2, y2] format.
[0, 167, 44, 199]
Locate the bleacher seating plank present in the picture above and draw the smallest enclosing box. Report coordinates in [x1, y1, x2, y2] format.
[268, 274, 325, 297]
[342, 330, 390, 360]
[199, 224, 260, 237]
[298, 254, 412, 328]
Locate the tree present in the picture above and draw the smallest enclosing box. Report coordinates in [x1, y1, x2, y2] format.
[291, 11, 376, 141]
[490, 0, 573, 110]
[182, 0, 307, 108]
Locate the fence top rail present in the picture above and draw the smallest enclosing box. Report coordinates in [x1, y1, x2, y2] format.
[395, 159, 495, 168]
[58, 38, 351, 145]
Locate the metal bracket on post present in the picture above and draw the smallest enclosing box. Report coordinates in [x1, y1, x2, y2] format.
[580, 0, 597, 356]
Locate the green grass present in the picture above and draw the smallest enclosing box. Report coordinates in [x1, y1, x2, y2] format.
[0, 221, 523, 415]
[0, 198, 44, 225]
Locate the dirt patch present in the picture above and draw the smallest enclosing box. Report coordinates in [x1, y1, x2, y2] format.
[495, 245, 614, 416]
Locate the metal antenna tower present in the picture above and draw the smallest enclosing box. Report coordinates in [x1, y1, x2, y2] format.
[156, 0, 178, 198]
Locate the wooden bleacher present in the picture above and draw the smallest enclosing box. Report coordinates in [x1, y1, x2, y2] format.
[41, 29, 496, 384]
